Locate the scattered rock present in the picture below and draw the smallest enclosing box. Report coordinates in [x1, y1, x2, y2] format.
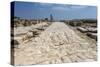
[87, 28, 97, 33]
[77, 27, 88, 33]
[87, 33, 97, 40]
[12, 22, 97, 65]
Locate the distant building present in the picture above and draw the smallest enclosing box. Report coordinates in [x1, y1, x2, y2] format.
[50, 14, 53, 22]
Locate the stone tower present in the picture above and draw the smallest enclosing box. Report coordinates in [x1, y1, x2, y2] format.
[50, 14, 53, 22]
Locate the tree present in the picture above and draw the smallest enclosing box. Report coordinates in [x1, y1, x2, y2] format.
[44, 18, 48, 21]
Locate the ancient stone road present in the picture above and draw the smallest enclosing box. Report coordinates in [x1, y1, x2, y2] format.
[14, 22, 97, 65]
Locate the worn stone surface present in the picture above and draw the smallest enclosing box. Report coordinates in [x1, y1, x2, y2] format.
[77, 27, 88, 33]
[77, 27, 97, 40]
[87, 32, 97, 40]
[87, 27, 97, 33]
[12, 22, 97, 66]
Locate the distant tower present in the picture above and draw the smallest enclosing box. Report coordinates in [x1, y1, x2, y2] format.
[50, 14, 53, 22]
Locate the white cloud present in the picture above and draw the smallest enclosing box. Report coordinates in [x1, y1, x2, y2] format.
[70, 5, 88, 9]
[52, 6, 70, 11]
[52, 5, 88, 11]
[37, 3, 88, 11]
[38, 3, 53, 6]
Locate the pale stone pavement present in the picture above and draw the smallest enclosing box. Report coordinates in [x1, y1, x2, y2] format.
[13, 22, 97, 66]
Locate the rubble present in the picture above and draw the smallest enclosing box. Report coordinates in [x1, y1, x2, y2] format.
[77, 27, 88, 33]
[87, 28, 97, 33]
[12, 22, 97, 65]
[12, 22, 51, 48]
[87, 33, 97, 40]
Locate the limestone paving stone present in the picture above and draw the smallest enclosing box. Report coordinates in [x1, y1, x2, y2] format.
[12, 22, 97, 65]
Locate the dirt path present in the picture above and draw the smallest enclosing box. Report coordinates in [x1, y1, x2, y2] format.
[14, 22, 97, 66]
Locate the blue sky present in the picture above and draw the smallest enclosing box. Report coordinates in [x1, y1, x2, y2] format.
[14, 1, 97, 20]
